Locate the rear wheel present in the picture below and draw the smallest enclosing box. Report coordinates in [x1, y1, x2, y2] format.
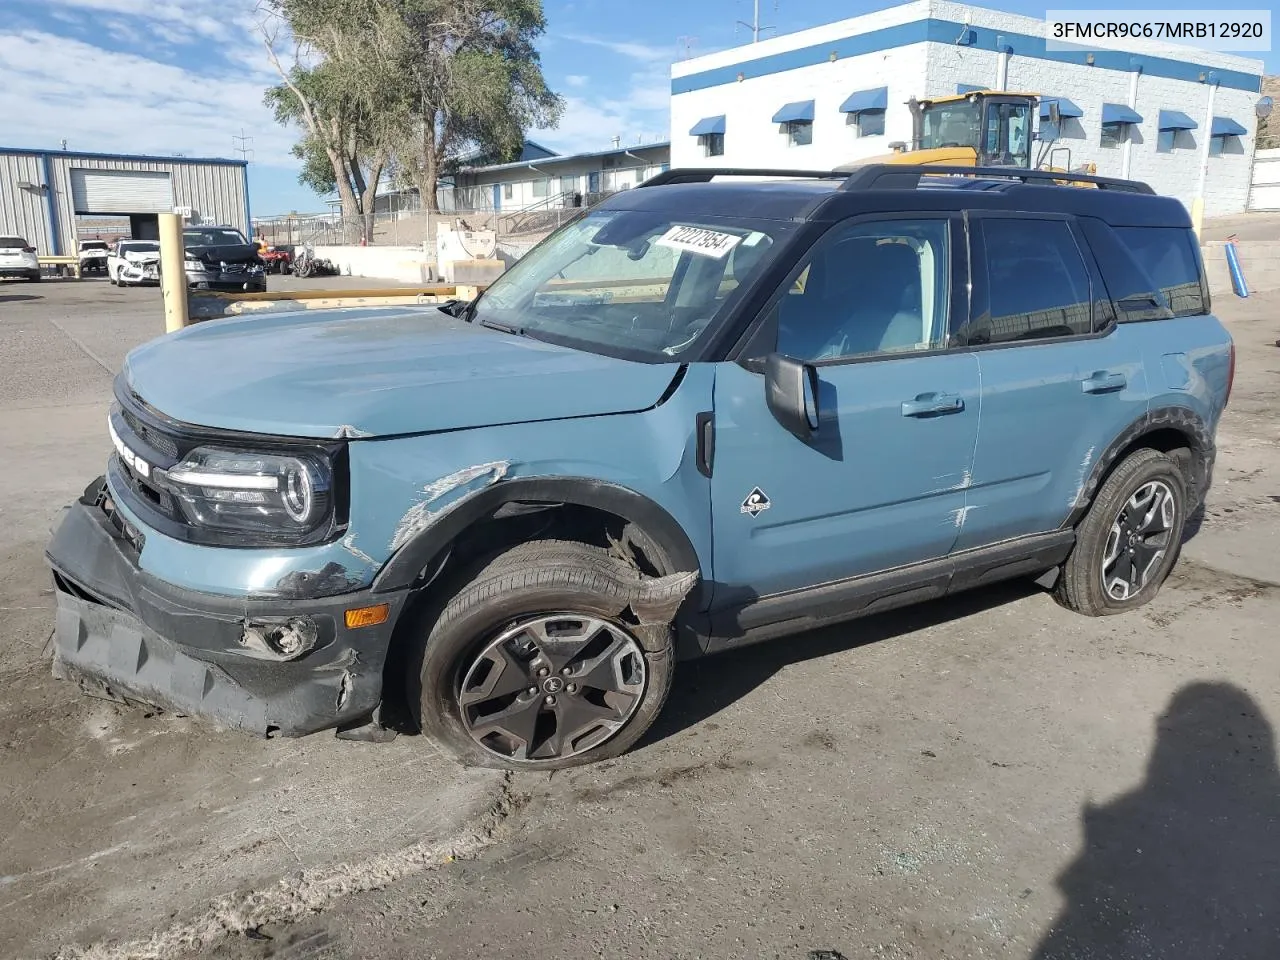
[27, 270, 40, 282]
[1054, 448, 1187, 616]
[411, 540, 676, 770]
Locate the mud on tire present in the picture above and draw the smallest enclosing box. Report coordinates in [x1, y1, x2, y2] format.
[408, 540, 683, 770]
[1055, 448, 1188, 617]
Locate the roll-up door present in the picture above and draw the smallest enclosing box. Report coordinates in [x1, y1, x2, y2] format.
[70, 169, 174, 213]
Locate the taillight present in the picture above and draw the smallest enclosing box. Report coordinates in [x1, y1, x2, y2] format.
[1225, 340, 1236, 407]
[21, 246, 35, 254]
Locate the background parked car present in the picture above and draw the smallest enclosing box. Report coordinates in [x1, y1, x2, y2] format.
[0, 236, 41, 281]
[107, 240, 161, 287]
[182, 225, 266, 292]
[77, 239, 110, 276]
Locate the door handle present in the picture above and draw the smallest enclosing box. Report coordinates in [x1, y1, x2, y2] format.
[901, 393, 965, 417]
[1081, 371, 1127, 394]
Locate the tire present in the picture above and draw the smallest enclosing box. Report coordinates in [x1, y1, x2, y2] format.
[27, 271, 41, 282]
[410, 540, 676, 770]
[1054, 448, 1188, 617]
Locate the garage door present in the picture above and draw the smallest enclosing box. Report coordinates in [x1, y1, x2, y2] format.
[70, 169, 174, 214]
[1248, 148, 1280, 212]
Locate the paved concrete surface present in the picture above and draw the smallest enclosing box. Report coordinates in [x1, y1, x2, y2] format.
[2, 277, 1279, 960]
[1202, 211, 1280, 242]
[0, 277, 502, 960]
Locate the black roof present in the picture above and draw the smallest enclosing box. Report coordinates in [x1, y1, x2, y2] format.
[601, 164, 1191, 230]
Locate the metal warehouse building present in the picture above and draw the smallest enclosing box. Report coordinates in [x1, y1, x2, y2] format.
[0, 147, 250, 256]
[671, 0, 1267, 217]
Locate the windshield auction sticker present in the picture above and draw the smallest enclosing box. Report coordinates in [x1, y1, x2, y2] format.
[656, 225, 743, 259]
[1045, 9, 1271, 52]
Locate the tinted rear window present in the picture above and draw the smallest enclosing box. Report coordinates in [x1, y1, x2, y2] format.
[0, 237, 28, 248]
[1114, 226, 1205, 316]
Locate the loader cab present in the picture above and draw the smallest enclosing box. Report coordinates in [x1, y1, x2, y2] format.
[900, 91, 1037, 169]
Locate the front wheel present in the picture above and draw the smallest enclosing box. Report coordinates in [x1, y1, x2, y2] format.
[1054, 448, 1187, 616]
[410, 540, 677, 770]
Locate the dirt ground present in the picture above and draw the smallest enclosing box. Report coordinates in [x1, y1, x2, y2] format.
[2, 274, 1278, 960]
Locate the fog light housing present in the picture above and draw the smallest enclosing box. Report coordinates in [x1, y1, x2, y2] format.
[240, 616, 318, 660]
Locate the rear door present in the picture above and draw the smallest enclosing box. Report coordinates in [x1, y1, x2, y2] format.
[952, 212, 1148, 551]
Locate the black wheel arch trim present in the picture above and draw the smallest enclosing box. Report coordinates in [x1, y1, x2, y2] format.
[1062, 404, 1214, 529]
[371, 476, 703, 595]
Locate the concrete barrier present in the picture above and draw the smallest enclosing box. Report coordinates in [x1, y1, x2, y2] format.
[312, 245, 435, 284]
[1201, 241, 1280, 299]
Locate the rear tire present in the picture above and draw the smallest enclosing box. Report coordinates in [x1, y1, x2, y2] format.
[27, 271, 40, 282]
[410, 540, 675, 770]
[1054, 448, 1187, 617]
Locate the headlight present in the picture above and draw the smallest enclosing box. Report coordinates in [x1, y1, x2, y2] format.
[155, 447, 333, 538]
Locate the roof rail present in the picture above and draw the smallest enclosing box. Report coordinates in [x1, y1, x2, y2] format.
[639, 168, 846, 188]
[836, 163, 1156, 194]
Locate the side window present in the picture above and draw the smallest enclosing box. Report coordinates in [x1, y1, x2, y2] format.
[775, 219, 950, 362]
[961, 218, 1093, 345]
[1113, 226, 1206, 317]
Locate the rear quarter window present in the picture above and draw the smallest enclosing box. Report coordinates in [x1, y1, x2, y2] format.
[1113, 226, 1206, 317]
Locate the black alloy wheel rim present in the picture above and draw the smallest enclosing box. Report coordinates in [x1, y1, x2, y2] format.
[1101, 479, 1177, 601]
[457, 613, 648, 763]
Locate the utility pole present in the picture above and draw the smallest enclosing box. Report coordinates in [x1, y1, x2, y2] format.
[736, 0, 776, 42]
[233, 128, 254, 163]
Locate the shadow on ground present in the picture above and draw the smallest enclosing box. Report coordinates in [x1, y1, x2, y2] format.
[1032, 681, 1280, 959]
[646, 579, 1039, 746]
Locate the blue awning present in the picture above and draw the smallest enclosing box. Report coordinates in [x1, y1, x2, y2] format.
[689, 115, 726, 137]
[1211, 116, 1247, 137]
[772, 100, 815, 124]
[956, 83, 987, 94]
[1102, 103, 1143, 125]
[1158, 110, 1198, 131]
[840, 86, 888, 114]
[1039, 97, 1083, 120]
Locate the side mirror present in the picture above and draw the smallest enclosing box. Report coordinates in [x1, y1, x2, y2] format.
[764, 352, 819, 440]
[1047, 101, 1062, 125]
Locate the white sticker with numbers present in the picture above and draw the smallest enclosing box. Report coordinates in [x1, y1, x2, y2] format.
[655, 225, 743, 259]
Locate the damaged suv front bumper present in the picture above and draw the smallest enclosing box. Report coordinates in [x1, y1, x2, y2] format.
[45, 480, 409, 738]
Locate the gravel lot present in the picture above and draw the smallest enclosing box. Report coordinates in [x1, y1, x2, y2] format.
[2, 274, 1278, 960]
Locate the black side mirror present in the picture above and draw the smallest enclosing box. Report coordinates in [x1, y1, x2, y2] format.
[1047, 101, 1062, 126]
[764, 352, 819, 440]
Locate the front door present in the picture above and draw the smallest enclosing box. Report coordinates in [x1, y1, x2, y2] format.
[710, 215, 981, 603]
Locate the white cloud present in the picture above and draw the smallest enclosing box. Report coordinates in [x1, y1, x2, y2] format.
[564, 74, 589, 88]
[36, 0, 258, 47]
[0, 29, 297, 165]
[536, 34, 673, 154]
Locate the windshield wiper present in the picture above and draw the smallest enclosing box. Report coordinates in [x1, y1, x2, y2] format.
[480, 317, 524, 336]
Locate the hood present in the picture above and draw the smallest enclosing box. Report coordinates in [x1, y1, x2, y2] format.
[186, 243, 260, 265]
[124, 250, 160, 263]
[123, 306, 681, 439]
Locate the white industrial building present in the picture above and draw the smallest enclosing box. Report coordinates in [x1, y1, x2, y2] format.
[671, 0, 1266, 216]
[0, 147, 250, 256]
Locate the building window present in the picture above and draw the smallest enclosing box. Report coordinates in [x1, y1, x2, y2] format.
[531, 179, 548, 198]
[700, 133, 725, 157]
[1100, 122, 1127, 148]
[502, 183, 513, 200]
[785, 120, 813, 147]
[851, 110, 885, 137]
[1156, 129, 1176, 153]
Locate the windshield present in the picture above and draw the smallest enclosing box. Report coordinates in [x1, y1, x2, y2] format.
[121, 242, 159, 254]
[920, 101, 981, 150]
[81, 241, 109, 251]
[981, 101, 1032, 167]
[184, 228, 248, 246]
[472, 209, 794, 362]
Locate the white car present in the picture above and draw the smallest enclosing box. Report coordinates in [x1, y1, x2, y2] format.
[0, 235, 41, 281]
[78, 239, 110, 276]
[107, 240, 161, 286]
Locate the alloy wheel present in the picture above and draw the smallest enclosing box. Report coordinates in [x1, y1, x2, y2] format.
[1101, 479, 1177, 601]
[457, 613, 648, 763]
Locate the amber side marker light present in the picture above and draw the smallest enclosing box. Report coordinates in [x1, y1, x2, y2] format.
[345, 603, 390, 629]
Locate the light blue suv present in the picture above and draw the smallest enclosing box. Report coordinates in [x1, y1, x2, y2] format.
[46, 164, 1235, 770]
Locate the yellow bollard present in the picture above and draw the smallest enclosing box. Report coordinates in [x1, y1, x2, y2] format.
[158, 213, 189, 333]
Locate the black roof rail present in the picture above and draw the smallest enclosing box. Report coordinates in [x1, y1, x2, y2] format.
[837, 163, 1156, 194]
[639, 168, 846, 187]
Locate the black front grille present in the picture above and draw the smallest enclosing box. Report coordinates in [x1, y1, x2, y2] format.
[121, 406, 179, 458]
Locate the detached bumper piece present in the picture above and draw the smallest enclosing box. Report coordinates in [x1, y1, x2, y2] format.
[45, 483, 407, 739]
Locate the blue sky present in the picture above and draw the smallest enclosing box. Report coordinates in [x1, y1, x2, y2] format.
[0, 0, 1272, 216]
